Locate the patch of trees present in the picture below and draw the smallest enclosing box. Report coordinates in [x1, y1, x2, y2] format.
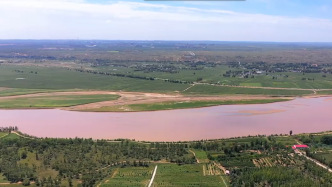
[64, 68, 193, 84]
[230, 161, 332, 187]
[321, 135, 332, 145]
[301, 78, 315, 81]
[72, 68, 156, 81]
[0, 126, 18, 132]
[0, 132, 195, 186]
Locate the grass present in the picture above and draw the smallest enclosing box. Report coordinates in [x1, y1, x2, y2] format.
[0, 132, 8, 138]
[85, 99, 290, 112]
[274, 136, 298, 146]
[100, 166, 154, 187]
[153, 164, 226, 187]
[0, 64, 325, 96]
[0, 173, 10, 183]
[0, 94, 120, 108]
[315, 152, 332, 163]
[239, 83, 262, 87]
[184, 84, 314, 96]
[317, 90, 332, 95]
[0, 65, 188, 93]
[191, 149, 209, 163]
[1, 133, 20, 140]
[97, 65, 332, 89]
[0, 88, 81, 97]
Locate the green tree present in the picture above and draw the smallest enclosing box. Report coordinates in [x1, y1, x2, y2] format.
[23, 177, 30, 186]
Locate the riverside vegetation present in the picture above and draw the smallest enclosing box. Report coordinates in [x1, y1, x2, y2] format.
[1, 127, 332, 187]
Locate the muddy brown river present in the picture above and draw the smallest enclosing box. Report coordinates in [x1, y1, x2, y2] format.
[2, 97, 332, 141]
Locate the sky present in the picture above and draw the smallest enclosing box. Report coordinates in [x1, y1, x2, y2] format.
[0, 0, 332, 42]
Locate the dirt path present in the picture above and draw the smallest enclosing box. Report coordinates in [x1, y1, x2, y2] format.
[105, 168, 119, 183]
[189, 150, 200, 163]
[220, 176, 228, 187]
[213, 161, 227, 174]
[0, 133, 9, 139]
[182, 84, 195, 92]
[96, 168, 119, 187]
[11, 131, 35, 139]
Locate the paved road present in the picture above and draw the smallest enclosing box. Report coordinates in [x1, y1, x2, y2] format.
[147, 165, 158, 187]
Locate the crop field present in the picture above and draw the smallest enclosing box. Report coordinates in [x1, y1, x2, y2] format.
[0, 65, 188, 93]
[1, 63, 330, 97]
[314, 152, 332, 163]
[190, 149, 209, 163]
[252, 154, 297, 168]
[0, 88, 80, 97]
[0, 132, 8, 138]
[183, 85, 313, 96]
[85, 99, 289, 112]
[1, 133, 20, 140]
[220, 157, 256, 168]
[95, 65, 332, 89]
[273, 136, 298, 146]
[0, 94, 120, 108]
[317, 90, 332, 95]
[152, 164, 226, 187]
[100, 166, 154, 187]
[202, 163, 221, 176]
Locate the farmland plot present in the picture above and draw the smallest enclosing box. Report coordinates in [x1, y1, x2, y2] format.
[100, 166, 154, 187]
[152, 164, 226, 187]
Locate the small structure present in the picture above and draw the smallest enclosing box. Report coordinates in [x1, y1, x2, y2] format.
[292, 144, 309, 150]
[225, 170, 230, 175]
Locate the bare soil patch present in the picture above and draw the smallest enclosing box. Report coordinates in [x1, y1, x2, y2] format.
[0, 87, 10, 91]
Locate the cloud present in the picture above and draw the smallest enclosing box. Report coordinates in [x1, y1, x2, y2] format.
[0, 0, 331, 41]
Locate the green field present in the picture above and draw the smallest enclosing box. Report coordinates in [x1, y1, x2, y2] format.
[153, 164, 226, 187]
[239, 83, 262, 87]
[191, 149, 209, 163]
[0, 64, 328, 96]
[184, 85, 313, 96]
[0, 94, 120, 108]
[0, 132, 8, 138]
[100, 167, 154, 187]
[0, 65, 188, 93]
[95, 65, 332, 89]
[97, 65, 332, 88]
[1, 133, 20, 140]
[0, 88, 81, 97]
[317, 90, 332, 95]
[85, 99, 290, 112]
[315, 152, 332, 163]
[273, 136, 298, 146]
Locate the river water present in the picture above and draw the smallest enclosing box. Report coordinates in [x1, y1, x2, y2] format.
[1, 97, 332, 141]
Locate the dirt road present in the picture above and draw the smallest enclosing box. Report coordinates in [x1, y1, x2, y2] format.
[189, 150, 200, 163]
